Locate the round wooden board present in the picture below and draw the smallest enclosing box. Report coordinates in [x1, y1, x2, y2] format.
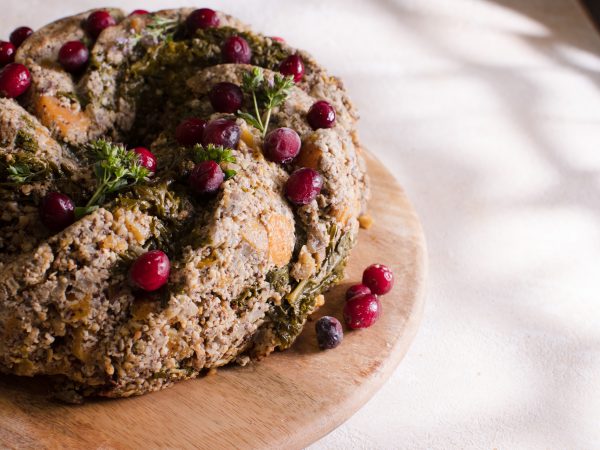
[0, 151, 427, 450]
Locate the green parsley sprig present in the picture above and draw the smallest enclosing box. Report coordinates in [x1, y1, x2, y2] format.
[76, 139, 150, 218]
[192, 144, 238, 179]
[237, 67, 295, 137]
[6, 163, 46, 184]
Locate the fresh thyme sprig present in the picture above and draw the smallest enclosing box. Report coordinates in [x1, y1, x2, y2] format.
[192, 144, 237, 179]
[146, 16, 179, 40]
[134, 15, 179, 46]
[76, 139, 150, 218]
[237, 67, 295, 137]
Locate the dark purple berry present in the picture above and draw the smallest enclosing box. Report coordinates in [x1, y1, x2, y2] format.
[129, 250, 170, 291]
[209, 82, 243, 113]
[346, 283, 372, 301]
[0, 63, 31, 98]
[0, 41, 16, 66]
[187, 8, 219, 33]
[58, 41, 89, 73]
[40, 192, 75, 232]
[86, 11, 116, 39]
[315, 316, 343, 350]
[9, 27, 33, 48]
[285, 167, 323, 205]
[344, 293, 381, 329]
[362, 264, 394, 295]
[279, 54, 304, 82]
[202, 118, 241, 149]
[221, 36, 251, 64]
[175, 118, 207, 147]
[307, 101, 336, 130]
[263, 127, 301, 163]
[189, 160, 225, 195]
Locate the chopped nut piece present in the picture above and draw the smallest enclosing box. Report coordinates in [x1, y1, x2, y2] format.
[315, 294, 325, 308]
[358, 214, 374, 229]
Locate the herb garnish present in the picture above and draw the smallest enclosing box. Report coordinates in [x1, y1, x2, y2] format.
[145, 16, 179, 41]
[133, 15, 180, 46]
[76, 139, 150, 218]
[237, 67, 295, 137]
[192, 144, 237, 179]
[5, 163, 46, 184]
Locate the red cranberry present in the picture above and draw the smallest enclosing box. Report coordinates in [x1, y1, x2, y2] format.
[221, 36, 251, 64]
[86, 11, 116, 39]
[345, 283, 372, 301]
[132, 147, 157, 173]
[129, 9, 149, 16]
[343, 293, 381, 329]
[187, 8, 219, 33]
[279, 54, 304, 82]
[271, 36, 285, 43]
[0, 41, 16, 66]
[362, 264, 394, 295]
[58, 41, 89, 73]
[0, 63, 31, 98]
[315, 316, 343, 350]
[285, 168, 323, 205]
[202, 118, 241, 149]
[175, 118, 207, 147]
[189, 160, 224, 195]
[40, 192, 75, 232]
[9, 27, 33, 48]
[263, 127, 301, 164]
[209, 82, 243, 113]
[307, 101, 336, 130]
[129, 250, 170, 291]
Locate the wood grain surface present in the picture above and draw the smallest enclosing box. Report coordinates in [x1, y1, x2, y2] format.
[0, 151, 427, 450]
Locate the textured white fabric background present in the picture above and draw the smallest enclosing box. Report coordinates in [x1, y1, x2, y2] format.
[3, 0, 600, 448]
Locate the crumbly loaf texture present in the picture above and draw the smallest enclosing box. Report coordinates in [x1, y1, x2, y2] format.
[0, 8, 369, 400]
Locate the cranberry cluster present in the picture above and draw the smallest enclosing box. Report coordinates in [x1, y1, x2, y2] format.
[0, 25, 33, 98]
[316, 264, 395, 350]
[0, 9, 121, 99]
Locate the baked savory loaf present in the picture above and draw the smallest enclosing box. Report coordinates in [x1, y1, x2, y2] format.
[0, 7, 368, 400]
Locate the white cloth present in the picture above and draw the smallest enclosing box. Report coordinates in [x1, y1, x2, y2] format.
[4, 0, 600, 448]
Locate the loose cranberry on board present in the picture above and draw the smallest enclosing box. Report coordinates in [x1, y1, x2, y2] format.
[343, 293, 382, 329]
[362, 264, 394, 295]
[345, 283, 372, 301]
[315, 316, 344, 350]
